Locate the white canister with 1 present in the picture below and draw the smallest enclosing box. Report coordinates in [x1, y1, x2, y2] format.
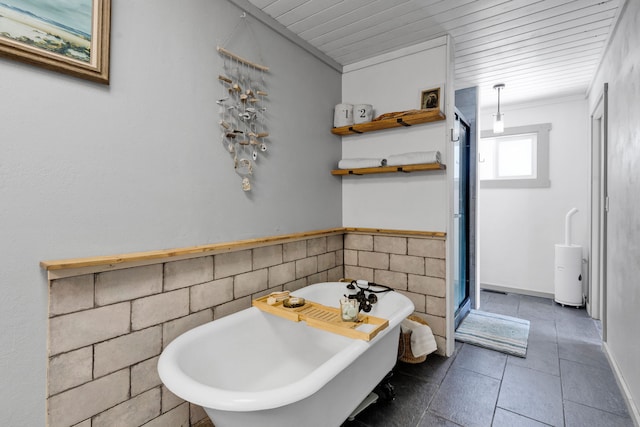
[334, 103, 354, 127]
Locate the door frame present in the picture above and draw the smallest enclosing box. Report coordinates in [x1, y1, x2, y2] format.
[589, 83, 608, 339]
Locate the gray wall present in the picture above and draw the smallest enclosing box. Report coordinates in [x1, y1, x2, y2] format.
[588, 0, 640, 420]
[0, 0, 341, 424]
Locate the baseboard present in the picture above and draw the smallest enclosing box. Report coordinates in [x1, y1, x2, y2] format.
[480, 283, 554, 300]
[602, 342, 640, 426]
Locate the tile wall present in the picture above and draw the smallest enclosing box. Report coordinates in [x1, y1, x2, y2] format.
[343, 232, 447, 354]
[46, 230, 446, 426]
[47, 235, 343, 427]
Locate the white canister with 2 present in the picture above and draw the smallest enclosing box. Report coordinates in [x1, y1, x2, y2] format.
[353, 104, 373, 124]
[334, 103, 354, 127]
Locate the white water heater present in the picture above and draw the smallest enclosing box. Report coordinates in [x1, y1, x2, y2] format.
[554, 208, 583, 307]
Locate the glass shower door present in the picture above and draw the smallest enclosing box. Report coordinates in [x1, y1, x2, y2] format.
[453, 111, 471, 328]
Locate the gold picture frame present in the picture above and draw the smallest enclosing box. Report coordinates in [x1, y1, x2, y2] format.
[0, 0, 111, 84]
[420, 87, 441, 110]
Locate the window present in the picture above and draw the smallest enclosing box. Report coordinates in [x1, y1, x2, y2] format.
[480, 123, 551, 188]
[479, 133, 537, 180]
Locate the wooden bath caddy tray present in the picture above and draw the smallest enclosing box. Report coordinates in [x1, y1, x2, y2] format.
[252, 295, 388, 341]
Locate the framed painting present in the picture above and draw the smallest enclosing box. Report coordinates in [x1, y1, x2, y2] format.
[419, 86, 442, 110]
[0, 0, 111, 84]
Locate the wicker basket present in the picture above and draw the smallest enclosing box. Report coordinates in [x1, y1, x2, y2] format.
[397, 314, 429, 364]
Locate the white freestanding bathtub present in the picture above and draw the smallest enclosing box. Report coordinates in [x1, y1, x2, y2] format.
[158, 281, 414, 427]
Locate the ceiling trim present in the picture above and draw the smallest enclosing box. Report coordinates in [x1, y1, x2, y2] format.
[586, 0, 628, 99]
[342, 35, 449, 73]
[226, 0, 343, 73]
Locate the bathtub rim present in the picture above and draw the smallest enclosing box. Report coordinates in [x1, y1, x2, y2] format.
[158, 282, 414, 412]
[159, 307, 373, 411]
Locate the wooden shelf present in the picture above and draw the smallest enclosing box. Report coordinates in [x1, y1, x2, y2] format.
[331, 162, 446, 176]
[331, 109, 445, 135]
[40, 227, 444, 277]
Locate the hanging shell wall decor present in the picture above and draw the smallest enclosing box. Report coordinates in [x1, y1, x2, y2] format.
[217, 44, 269, 192]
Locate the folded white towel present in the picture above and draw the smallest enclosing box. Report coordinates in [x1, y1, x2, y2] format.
[338, 158, 386, 169]
[401, 318, 437, 357]
[386, 151, 441, 166]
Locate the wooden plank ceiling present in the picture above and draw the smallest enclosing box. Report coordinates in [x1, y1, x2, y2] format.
[245, 0, 622, 106]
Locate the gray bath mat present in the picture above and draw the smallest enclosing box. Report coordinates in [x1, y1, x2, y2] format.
[455, 309, 530, 357]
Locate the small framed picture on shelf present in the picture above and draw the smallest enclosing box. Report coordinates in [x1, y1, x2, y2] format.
[419, 87, 441, 110]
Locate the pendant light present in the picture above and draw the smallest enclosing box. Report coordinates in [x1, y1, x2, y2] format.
[493, 83, 505, 134]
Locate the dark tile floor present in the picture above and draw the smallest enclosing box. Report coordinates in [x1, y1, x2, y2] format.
[343, 290, 635, 427]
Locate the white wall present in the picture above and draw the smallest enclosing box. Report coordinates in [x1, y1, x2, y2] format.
[588, 0, 640, 421]
[340, 37, 457, 356]
[478, 97, 590, 296]
[341, 38, 450, 232]
[0, 0, 341, 424]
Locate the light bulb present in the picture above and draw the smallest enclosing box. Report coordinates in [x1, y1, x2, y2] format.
[493, 112, 504, 134]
